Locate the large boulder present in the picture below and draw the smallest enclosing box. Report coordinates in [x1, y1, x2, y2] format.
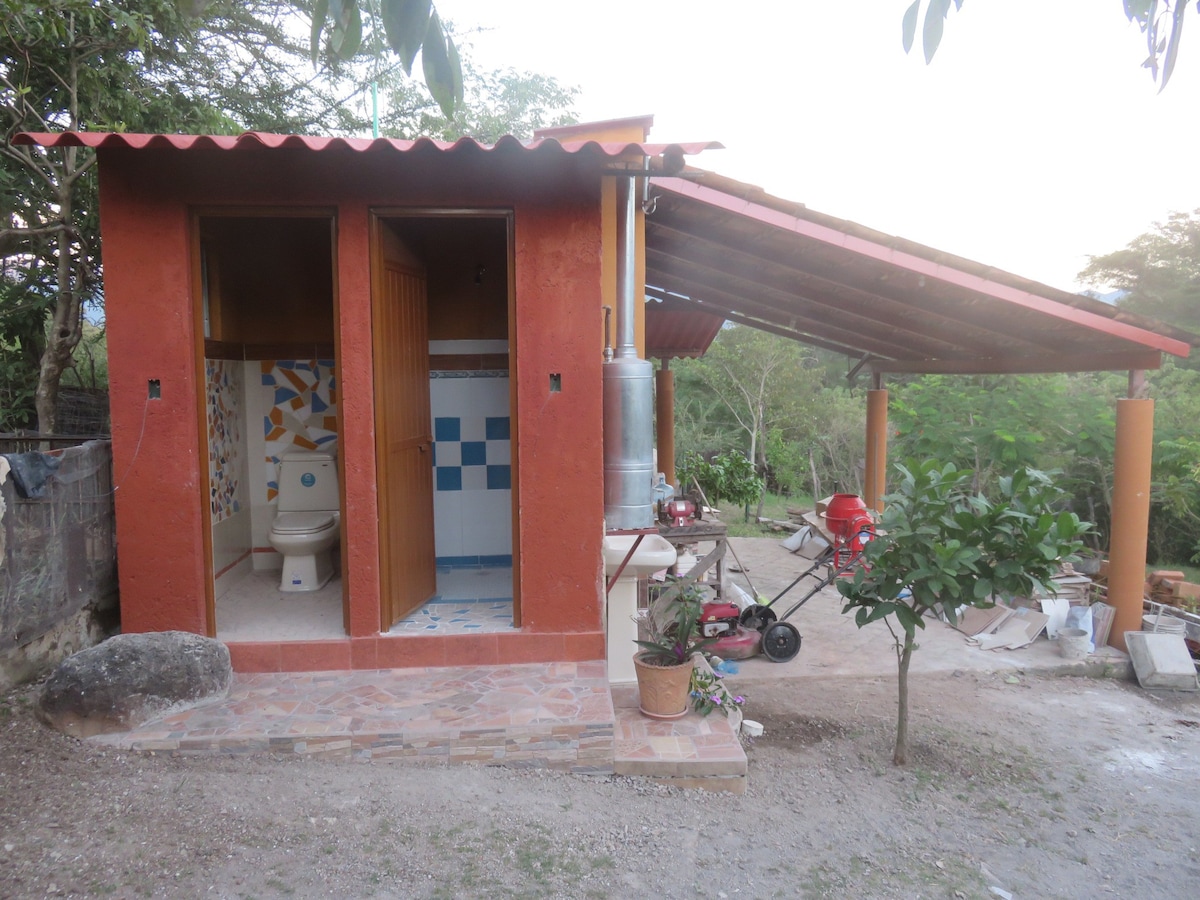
[35, 631, 232, 737]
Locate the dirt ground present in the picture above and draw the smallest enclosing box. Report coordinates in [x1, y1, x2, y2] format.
[3, 666, 1200, 899]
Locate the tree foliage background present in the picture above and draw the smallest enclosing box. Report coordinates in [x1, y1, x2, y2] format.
[0, 0, 576, 433]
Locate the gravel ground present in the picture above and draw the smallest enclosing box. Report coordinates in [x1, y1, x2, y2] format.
[3, 668, 1200, 899]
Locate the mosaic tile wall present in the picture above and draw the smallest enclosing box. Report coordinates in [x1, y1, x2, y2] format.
[430, 370, 512, 564]
[261, 359, 338, 502]
[206, 358, 244, 523]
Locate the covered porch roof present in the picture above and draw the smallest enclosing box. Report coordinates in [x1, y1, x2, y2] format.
[643, 172, 1196, 372]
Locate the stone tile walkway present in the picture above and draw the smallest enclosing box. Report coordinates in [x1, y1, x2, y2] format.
[93, 662, 614, 774]
[87, 662, 748, 791]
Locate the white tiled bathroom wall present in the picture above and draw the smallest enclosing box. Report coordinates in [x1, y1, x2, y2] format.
[429, 343, 512, 565]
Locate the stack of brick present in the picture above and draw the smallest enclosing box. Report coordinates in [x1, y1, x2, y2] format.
[1146, 570, 1200, 609]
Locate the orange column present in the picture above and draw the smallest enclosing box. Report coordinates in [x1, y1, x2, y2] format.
[864, 388, 889, 512]
[1107, 397, 1155, 652]
[655, 360, 675, 486]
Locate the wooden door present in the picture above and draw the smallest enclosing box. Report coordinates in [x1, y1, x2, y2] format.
[374, 227, 437, 629]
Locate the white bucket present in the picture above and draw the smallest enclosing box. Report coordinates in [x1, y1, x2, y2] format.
[1143, 613, 1187, 635]
[1059, 628, 1091, 660]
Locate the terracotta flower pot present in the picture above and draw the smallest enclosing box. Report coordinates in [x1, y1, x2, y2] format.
[633, 653, 693, 719]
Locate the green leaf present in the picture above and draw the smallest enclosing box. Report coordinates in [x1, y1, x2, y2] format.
[326, 0, 362, 61]
[447, 32, 464, 106]
[176, 0, 213, 17]
[311, 0, 329, 65]
[902, 0, 921, 53]
[973, 577, 993, 600]
[865, 602, 896, 625]
[342, 2, 363, 58]
[422, 11, 461, 117]
[1124, 0, 1156, 27]
[382, 0, 432, 74]
[894, 603, 926, 634]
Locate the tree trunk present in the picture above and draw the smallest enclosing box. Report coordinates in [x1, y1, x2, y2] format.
[754, 439, 768, 521]
[35, 205, 82, 435]
[893, 630, 915, 766]
[32, 25, 87, 436]
[809, 450, 821, 503]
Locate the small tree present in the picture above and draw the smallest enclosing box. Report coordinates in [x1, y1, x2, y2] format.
[680, 449, 764, 522]
[837, 460, 1090, 765]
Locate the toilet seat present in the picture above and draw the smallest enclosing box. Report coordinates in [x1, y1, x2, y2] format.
[271, 511, 337, 535]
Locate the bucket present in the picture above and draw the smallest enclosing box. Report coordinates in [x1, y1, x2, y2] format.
[1142, 613, 1187, 635]
[1058, 628, 1091, 660]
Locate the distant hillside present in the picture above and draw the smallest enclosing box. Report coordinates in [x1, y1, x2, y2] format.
[1080, 289, 1129, 306]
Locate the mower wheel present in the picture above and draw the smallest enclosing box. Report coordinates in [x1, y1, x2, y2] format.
[761, 621, 802, 662]
[739, 604, 777, 632]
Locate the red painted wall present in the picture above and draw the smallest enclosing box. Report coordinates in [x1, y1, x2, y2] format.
[96, 146, 606, 652]
[98, 162, 208, 634]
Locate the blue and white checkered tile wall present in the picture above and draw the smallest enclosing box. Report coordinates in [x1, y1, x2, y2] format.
[433, 415, 511, 492]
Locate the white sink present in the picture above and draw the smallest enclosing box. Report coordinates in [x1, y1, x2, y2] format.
[602, 533, 677, 577]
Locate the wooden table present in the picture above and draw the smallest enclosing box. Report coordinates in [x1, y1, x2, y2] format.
[645, 521, 729, 611]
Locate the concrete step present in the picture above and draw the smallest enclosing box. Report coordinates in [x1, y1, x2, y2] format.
[610, 685, 748, 794]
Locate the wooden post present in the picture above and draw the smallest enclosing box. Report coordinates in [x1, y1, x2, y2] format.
[864, 387, 888, 512]
[1107, 387, 1154, 652]
[655, 359, 676, 487]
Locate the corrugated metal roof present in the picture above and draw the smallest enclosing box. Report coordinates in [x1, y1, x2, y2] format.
[644, 295, 725, 360]
[644, 171, 1196, 374]
[19, 130, 1193, 373]
[13, 130, 721, 162]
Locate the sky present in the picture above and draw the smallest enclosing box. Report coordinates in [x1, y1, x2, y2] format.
[433, 0, 1200, 294]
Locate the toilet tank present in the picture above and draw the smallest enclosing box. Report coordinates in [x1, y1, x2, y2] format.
[277, 449, 339, 512]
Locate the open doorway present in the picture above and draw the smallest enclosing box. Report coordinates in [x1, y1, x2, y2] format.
[196, 211, 345, 641]
[372, 212, 519, 635]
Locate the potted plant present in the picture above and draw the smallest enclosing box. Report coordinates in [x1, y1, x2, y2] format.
[633, 578, 717, 719]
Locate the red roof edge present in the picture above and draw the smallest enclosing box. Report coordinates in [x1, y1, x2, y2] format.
[13, 131, 721, 159]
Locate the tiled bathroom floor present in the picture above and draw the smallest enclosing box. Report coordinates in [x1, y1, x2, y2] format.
[216, 570, 345, 642]
[388, 567, 516, 635]
[216, 567, 515, 641]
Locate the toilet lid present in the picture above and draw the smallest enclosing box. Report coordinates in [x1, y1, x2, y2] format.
[273, 511, 336, 534]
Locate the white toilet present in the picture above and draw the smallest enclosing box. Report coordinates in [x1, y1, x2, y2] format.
[268, 449, 341, 592]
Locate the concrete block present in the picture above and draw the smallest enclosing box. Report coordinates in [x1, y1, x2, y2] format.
[1125, 631, 1199, 690]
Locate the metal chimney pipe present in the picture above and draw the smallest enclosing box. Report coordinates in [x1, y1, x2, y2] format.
[615, 177, 638, 359]
[603, 175, 655, 530]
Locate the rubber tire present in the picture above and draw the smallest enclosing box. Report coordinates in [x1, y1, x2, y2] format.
[739, 604, 777, 632]
[761, 621, 802, 662]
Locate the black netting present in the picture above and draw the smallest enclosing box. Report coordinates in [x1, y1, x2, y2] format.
[1, 441, 116, 649]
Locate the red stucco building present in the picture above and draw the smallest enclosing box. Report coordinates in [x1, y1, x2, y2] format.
[21, 118, 713, 672]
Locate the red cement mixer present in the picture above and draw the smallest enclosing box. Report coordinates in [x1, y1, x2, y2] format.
[822, 492, 877, 574]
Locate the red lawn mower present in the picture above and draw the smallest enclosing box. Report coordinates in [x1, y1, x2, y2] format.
[707, 492, 876, 663]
